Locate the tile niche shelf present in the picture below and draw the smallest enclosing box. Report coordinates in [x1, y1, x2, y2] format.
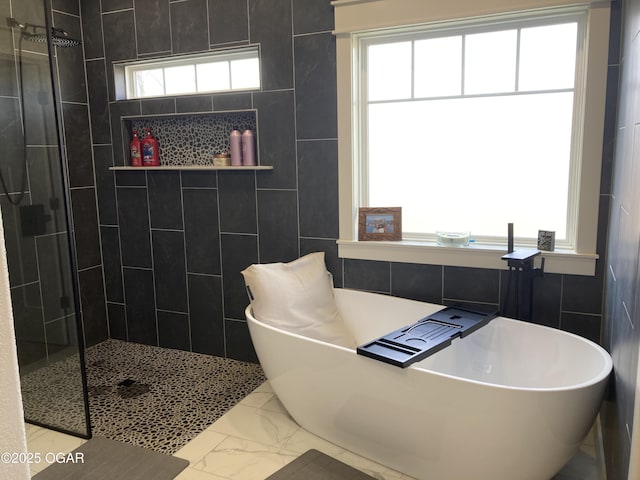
[117, 109, 269, 170]
[109, 165, 273, 171]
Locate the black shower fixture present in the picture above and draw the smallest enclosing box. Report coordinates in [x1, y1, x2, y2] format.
[0, 16, 81, 206]
[6, 17, 81, 48]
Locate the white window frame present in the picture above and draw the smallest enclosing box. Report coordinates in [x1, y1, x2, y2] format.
[119, 47, 261, 100]
[334, 0, 611, 276]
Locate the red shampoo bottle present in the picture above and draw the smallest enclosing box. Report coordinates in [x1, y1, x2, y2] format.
[142, 128, 160, 166]
[130, 130, 142, 166]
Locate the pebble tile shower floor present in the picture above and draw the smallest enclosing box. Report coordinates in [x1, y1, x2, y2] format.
[21, 339, 266, 454]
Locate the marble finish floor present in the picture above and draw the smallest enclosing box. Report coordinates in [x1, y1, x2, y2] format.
[26, 380, 603, 480]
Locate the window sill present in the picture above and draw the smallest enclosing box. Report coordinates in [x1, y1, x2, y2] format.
[337, 239, 598, 276]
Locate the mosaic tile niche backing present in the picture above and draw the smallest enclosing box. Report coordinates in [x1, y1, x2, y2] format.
[126, 110, 258, 166]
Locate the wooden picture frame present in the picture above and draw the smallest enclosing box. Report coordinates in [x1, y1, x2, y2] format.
[358, 207, 402, 241]
[537, 230, 556, 251]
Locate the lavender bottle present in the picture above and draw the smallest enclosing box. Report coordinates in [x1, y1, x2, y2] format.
[230, 130, 242, 166]
[242, 130, 256, 166]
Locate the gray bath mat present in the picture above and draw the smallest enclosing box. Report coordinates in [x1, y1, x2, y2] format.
[32, 436, 189, 480]
[266, 449, 376, 479]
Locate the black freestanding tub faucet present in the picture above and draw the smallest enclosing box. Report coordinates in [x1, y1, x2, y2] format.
[501, 223, 544, 320]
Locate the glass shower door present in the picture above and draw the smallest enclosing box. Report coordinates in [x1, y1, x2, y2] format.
[0, 0, 90, 438]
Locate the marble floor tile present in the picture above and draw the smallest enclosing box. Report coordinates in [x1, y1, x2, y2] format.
[189, 435, 298, 480]
[174, 430, 229, 464]
[207, 403, 300, 449]
[237, 390, 277, 409]
[175, 469, 229, 480]
[25, 375, 601, 480]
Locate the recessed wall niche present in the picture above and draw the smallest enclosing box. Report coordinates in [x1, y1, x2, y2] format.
[121, 110, 258, 166]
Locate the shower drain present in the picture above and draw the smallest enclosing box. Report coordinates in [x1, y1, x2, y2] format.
[117, 378, 136, 387]
[116, 378, 150, 399]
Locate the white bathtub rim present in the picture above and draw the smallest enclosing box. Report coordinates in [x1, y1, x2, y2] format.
[245, 305, 612, 393]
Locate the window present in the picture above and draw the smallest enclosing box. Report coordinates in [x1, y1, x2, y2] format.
[362, 16, 579, 244]
[121, 47, 260, 99]
[334, 0, 611, 275]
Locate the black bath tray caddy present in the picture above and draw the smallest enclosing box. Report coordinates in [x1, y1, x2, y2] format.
[357, 305, 498, 368]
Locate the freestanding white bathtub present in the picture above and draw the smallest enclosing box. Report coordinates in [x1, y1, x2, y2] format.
[246, 288, 612, 480]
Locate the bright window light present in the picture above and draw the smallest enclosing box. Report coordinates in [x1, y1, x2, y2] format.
[464, 30, 518, 94]
[361, 15, 582, 245]
[518, 23, 577, 91]
[133, 68, 164, 98]
[367, 42, 412, 101]
[165, 65, 195, 95]
[230, 58, 260, 90]
[123, 47, 260, 99]
[197, 62, 231, 91]
[414, 36, 462, 98]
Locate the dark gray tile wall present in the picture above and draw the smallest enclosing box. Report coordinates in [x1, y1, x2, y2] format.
[123, 267, 156, 344]
[79, 0, 616, 370]
[134, 0, 171, 55]
[188, 273, 224, 355]
[53, 1, 108, 348]
[294, 32, 337, 139]
[171, 0, 209, 54]
[36, 234, 74, 323]
[602, 1, 640, 478]
[209, 0, 247, 45]
[78, 266, 108, 345]
[183, 188, 220, 275]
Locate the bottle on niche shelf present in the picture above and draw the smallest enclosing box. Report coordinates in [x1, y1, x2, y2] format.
[142, 128, 160, 166]
[130, 129, 142, 167]
[230, 130, 242, 166]
[242, 129, 256, 166]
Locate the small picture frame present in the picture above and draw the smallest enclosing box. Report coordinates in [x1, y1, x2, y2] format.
[537, 230, 555, 251]
[358, 207, 402, 241]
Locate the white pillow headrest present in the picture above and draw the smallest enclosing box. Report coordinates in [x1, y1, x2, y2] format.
[241, 252, 354, 348]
